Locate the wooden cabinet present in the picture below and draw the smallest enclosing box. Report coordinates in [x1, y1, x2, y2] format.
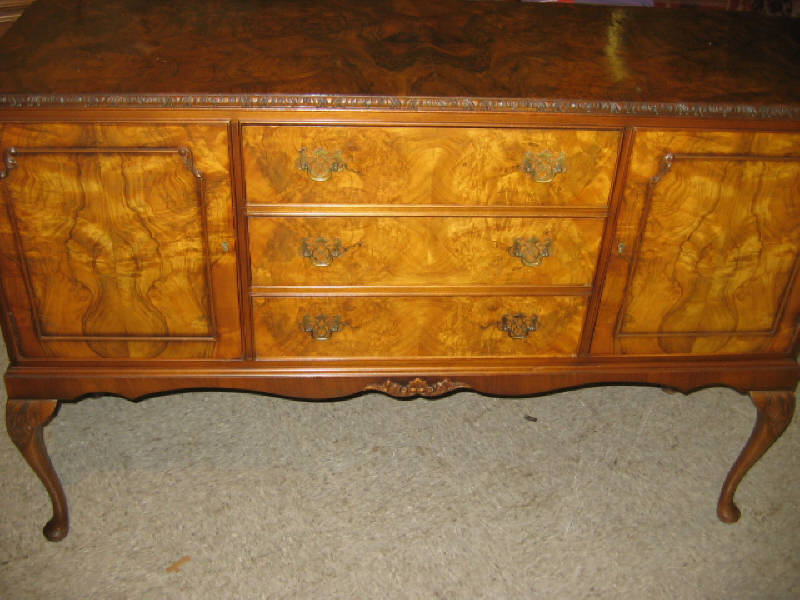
[0, 0, 797, 540]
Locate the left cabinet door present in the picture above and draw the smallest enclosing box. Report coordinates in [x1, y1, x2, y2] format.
[0, 123, 242, 359]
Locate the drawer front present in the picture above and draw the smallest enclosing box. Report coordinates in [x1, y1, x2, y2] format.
[249, 216, 603, 287]
[243, 126, 620, 207]
[252, 296, 586, 358]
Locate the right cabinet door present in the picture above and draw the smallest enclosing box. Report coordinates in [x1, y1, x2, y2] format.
[593, 130, 800, 356]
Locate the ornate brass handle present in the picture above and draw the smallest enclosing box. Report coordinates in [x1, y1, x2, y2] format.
[301, 237, 344, 267]
[296, 147, 348, 182]
[497, 313, 539, 339]
[300, 237, 361, 267]
[301, 314, 345, 340]
[508, 236, 553, 267]
[519, 151, 567, 183]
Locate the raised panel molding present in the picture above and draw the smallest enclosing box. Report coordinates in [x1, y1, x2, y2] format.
[0, 146, 217, 345]
[618, 152, 800, 340]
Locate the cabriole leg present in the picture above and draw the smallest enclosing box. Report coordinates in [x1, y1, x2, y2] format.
[5, 399, 69, 541]
[717, 391, 795, 523]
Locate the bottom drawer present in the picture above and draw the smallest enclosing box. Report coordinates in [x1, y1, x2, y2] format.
[252, 296, 587, 359]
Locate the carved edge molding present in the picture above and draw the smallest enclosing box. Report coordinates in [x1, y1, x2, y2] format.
[364, 377, 471, 398]
[0, 94, 796, 120]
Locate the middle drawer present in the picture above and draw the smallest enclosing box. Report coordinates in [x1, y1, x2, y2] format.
[249, 216, 604, 287]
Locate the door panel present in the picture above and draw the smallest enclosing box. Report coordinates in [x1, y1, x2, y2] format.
[0, 123, 241, 359]
[592, 130, 800, 356]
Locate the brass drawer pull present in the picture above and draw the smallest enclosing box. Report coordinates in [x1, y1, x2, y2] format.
[301, 314, 345, 340]
[300, 237, 359, 267]
[301, 237, 343, 267]
[498, 313, 539, 339]
[508, 236, 553, 266]
[520, 151, 567, 183]
[296, 147, 348, 182]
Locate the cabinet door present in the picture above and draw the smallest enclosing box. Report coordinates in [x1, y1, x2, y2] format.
[0, 123, 241, 359]
[593, 130, 800, 356]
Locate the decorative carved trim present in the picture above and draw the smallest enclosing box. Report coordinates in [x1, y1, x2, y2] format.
[364, 377, 470, 398]
[0, 94, 796, 120]
[752, 390, 795, 438]
[5, 399, 58, 451]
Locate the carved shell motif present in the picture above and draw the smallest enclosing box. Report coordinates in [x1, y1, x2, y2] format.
[364, 377, 470, 398]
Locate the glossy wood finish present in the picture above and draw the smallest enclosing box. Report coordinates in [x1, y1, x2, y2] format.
[5, 360, 798, 401]
[243, 126, 619, 208]
[5, 399, 68, 541]
[593, 130, 800, 356]
[0, 123, 242, 359]
[0, 0, 798, 119]
[717, 391, 795, 523]
[249, 216, 604, 287]
[252, 296, 587, 359]
[0, 0, 798, 540]
[0, 0, 34, 37]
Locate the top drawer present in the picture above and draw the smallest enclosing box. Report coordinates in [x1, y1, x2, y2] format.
[243, 126, 620, 207]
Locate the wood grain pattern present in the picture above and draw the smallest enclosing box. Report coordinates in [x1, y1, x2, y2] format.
[0, 0, 799, 539]
[7, 149, 212, 340]
[0, 0, 797, 119]
[248, 216, 604, 287]
[243, 126, 620, 208]
[592, 130, 800, 356]
[0, 123, 242, 359]
[252, 296, 587, 359]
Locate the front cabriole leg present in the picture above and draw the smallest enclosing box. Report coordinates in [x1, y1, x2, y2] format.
[6, 399, 69, 541]
[717, 391, 795, 523]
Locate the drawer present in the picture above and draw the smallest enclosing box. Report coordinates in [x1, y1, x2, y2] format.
[249, 216, 604, 287]
[243, 126, 620, 207]
[252, 296, 587, 358]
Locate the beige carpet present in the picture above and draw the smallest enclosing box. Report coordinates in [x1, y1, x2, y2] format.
[1, 339, 798, 599]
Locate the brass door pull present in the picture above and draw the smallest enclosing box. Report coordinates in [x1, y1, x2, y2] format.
[301, 314, 345, 340]
[300, 237, 360, 267]
[508, 236, 553, 266]
[498, 313, 539, 339]
[520, 151, 567, 183]
[296, 147, 348, 182]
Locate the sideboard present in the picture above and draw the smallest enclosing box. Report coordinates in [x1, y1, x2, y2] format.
[0, 0, 797, 541]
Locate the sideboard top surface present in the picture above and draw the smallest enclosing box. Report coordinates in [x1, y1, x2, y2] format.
[0, 0, 798, 117]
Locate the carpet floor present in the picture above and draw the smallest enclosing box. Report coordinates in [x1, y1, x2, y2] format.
[1, 341, 798, 599]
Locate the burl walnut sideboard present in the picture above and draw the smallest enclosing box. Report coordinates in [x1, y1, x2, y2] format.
[0, 0, 798, 541]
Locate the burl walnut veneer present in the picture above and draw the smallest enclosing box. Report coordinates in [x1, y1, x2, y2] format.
[0, 0, 798, 540]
